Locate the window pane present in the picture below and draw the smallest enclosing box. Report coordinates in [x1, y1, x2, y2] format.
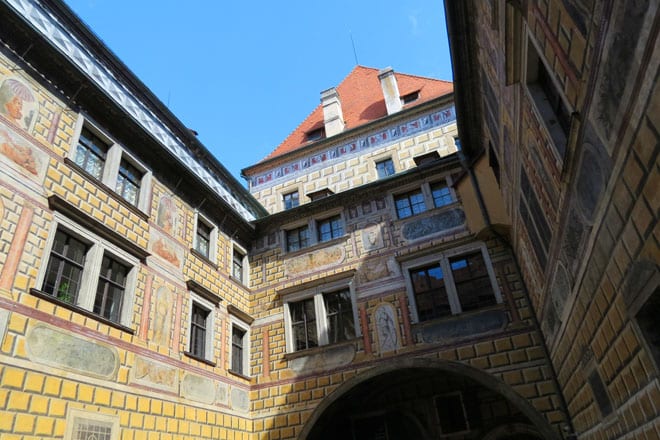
[283, 191, 299, 210]
[287, 225, 309, 252]
[94, 255, 128, 322]
[231, 327, 245, 373]
[436, 394, 468, 433]
[395, 190, 426, 219]
[190, 303, 209, 358]
[325, 289, 355, 343]
[43, 229, 87, 304]
[76, 128, 107, 180]
[410, 265, 450, 321]
[318, 215, 343, 242]
[290, 298, 317, 350]
[376, 159, 395, 178]
[450, 252, 496, 312]
[233, 249, 244, 280]
[432, 183, 453, 207]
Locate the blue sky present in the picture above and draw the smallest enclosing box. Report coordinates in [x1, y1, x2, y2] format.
[63, 1, 453, 184]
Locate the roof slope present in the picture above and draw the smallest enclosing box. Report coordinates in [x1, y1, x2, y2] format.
[262, 66, 453, 162]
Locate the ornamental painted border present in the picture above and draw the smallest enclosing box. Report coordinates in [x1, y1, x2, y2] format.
[251, 106, 456, 188]
[5, 0, 257, 221]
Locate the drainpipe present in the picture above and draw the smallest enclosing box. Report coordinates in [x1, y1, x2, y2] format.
[459, 150, 577, 440]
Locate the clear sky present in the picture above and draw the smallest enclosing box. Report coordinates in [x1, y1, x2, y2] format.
[62, 1, 454, 184]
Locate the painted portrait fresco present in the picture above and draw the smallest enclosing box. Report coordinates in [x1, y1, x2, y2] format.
[0, 77, 38, 132]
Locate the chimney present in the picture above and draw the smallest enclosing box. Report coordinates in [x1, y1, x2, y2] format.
[321, 87, 345, 137]
[378, 67, 402, 115]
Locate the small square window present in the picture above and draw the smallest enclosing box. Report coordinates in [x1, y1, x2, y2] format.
[75, 127, 108, 180]
[395, 189, 426, 219]
[306, 127, 325, 142]
[283, 191, 300, 210]
[115, 159, 142, 206]
[376, 159, 395, 179]
[401, 91, 420, 104]
[431, 182, 453, 208]
[317, 215, 344, 242]
[190, 302, 211, 359]
[286, 225, 310, 252]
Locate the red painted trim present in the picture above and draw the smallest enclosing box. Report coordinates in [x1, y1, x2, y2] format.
[0, 204, 34, 291]
[359, 303, 371, 355]
[531, 4, 578, 87]
[398, 294, 413, 346]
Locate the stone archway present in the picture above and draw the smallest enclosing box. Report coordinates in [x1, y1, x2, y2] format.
[299, 358, 560, 440]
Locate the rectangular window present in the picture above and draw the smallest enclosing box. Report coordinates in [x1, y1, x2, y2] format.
[71, 121, 152, 214]
[376, 159, 395, 179]
[290, 297, 318, 351]
[231, 326, 246, 374]
[38, 217, 138, 327]
[43, 229, 88, 304]
[75, 127, 108, 180]
[317, 215, 344, 242]
[283, 191, 300, 210]
[404, 244, 502, 322]
[284, 281, 358, 353]
[410, 264, 451, 321]
[195, 220, 212, 258]
[287, 225, 310, 252]
[431, 182, 453, 208]
[324, 289, 356, 344]
[232, 248, 245, 282]
[395, 189, 426, 219]
[190, 302, 210, 359]
[115, 159, 142, 206]
[527, 41, 570, 158]
[93, 255, 128, 322]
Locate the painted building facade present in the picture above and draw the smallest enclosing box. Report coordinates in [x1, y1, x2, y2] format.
[445, 0, 660, 439]
[0, 1, 657, 440]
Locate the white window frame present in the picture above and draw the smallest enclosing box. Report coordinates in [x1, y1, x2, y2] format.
[231, 242, 249, 286]
[281, 208, 346, 253]
[187, 292, 216, 362]
[401, 242, 503, 323]
[70, 116, 152, 213]
[229, 316, 251, 376]
[192, 211, 218, 264]
[36, 212, 139, 327]
[283, 277, 360, 353]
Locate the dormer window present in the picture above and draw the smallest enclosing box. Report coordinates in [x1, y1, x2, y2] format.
[305, 127, 326, 142]
[401, 91, 420, 105]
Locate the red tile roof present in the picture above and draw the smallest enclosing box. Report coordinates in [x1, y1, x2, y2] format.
[261, 66, 453, 162]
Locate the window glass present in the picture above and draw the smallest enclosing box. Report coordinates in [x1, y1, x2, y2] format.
[324, 289, 355, 344]
[93, 255, 128, 322]
[283, 191, 299, 210]
[290, 298, 318, 351]
[116, 159, 141, 205]
[435, 394, 468, 433]
[231, 326, 246, 374]
[449, 252, 496, 312]
[395, 190, 426, 219]
[318, 215, 344, 242]
[43, 229, 88, 304]
[75, 127, 107, 180]
[287, 225, 310, 252]
[233, 249, 244, 281]
[410, 264, 450, 321]
[195, 221, 212, 257]
[376, 159, 395, 179]
[190, 303, 209, 358]
[431, 183, 453, 208]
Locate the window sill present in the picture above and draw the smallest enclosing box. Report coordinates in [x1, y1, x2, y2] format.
[228, 369, 251, 381]
[189, 248, 219, 270]
[284, 337, 359, 360]
[183, 351, 217, 367]
[64, 157, 149, 221]
[30, 288, 135, 334]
